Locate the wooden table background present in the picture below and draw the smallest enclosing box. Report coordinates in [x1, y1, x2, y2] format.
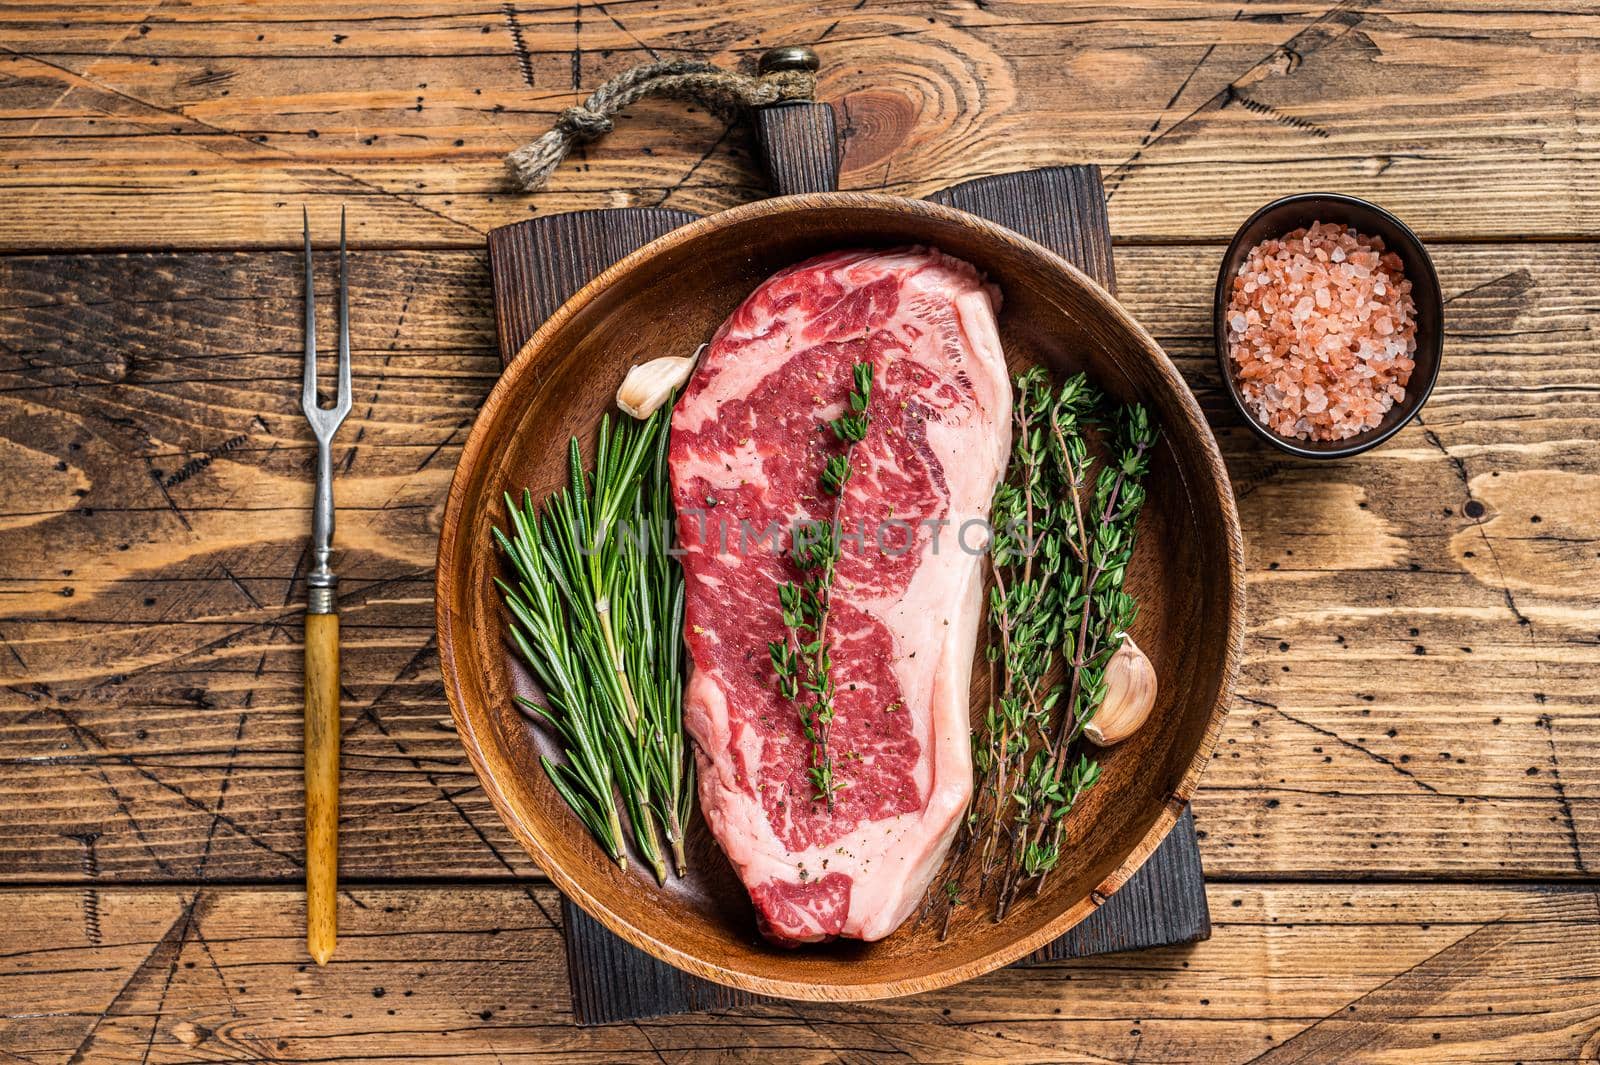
[1, 1, 1597, 1061]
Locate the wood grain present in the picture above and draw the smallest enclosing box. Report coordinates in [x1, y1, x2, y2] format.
[302, 611, 339, 965]
[2, 242, 1595, 887]
[2, 0, 1595, 1052]
[2, 881, 1596, 1063]
[1, 1, 1596, 249]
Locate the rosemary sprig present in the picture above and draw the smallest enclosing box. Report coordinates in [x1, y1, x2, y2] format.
[770, 361, 873, 810]
[496, 493, 627, 868]
[621, 419, 694, 874]
[493, 405, 694, 883]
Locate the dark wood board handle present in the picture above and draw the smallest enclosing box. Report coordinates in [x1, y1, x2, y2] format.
[484, 163, 1209, 1025]
[487, 206, 699, 366]
[928, 166, 1115, 296]
[753, 102, 842, 196]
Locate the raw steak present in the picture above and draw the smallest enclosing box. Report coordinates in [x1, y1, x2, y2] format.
[669, 247, 1011, 945]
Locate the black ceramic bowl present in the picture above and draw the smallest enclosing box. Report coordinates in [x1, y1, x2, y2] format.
[1213, 193, 1443, 459]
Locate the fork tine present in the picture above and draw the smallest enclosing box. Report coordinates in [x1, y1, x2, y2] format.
[303, 207, 319, 415]
[336, 206, 351, 418]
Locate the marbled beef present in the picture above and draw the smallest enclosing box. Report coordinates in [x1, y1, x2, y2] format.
[669, 248, 1011, 944]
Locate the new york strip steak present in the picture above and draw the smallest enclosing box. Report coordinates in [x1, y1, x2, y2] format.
[669, 248, 1011, 944]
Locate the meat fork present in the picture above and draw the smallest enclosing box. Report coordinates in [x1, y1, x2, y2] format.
[301, 207, 352, 965]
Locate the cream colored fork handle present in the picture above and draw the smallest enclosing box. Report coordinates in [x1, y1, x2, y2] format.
[304, 612, 340, 965]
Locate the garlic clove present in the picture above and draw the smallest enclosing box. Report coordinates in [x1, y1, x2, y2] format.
[616, 349, 701, 420]
[1084, 635, 1157, 747]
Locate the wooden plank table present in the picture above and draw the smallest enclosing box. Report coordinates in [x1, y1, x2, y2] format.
[1, 2, 1596, 1060]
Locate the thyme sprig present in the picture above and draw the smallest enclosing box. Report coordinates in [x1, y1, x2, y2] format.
[493, 406, 694, 882]
[996, 387, 1157, 916]
[770, 361, 874, 810]
[1013, 398, 1156, 904]
[938, 370, 1157, 930]
[971, 367, 1065, 885]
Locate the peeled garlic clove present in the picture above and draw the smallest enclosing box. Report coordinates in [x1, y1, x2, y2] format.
[616, 351, 699, 420]
[1085, 636, 1157, 747]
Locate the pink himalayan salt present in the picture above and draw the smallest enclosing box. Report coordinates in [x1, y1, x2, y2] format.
[1226, 221, 1417, 442]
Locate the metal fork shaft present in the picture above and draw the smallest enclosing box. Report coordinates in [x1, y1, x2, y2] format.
[302, 206, 351, 616]
[307, 437, 337, 613]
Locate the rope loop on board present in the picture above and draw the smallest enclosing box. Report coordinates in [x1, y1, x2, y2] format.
[506, 48, 820, 193]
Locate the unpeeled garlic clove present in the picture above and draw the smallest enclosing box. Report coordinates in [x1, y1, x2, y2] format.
[616, 350, 700, 420]
[1085, 636, 1157, 747]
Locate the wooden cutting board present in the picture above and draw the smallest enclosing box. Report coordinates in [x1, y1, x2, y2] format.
[484, 100, 1210, 1025]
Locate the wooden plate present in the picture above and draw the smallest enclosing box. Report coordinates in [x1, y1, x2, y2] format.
[436, 192, 1244, 1001]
